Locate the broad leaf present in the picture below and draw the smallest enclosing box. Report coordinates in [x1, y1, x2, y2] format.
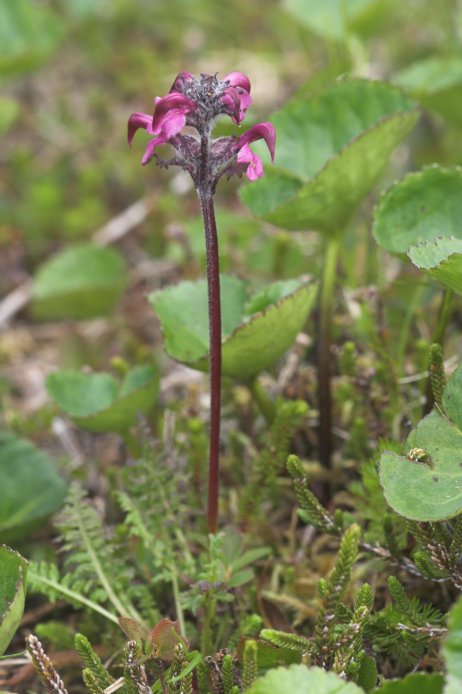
[283, 0, 392, 41]
[241, 79, 418, 234]
[375, 673, 443, 693]
[373, 166, 462, 254]
[46, 365, 158, 433]
[32, 243, 127, 320]
[149, 276, 317, 380]
[0, 546, 28, 656]
[379, 363, 462, 521]
[247, 664, 363, 694]
[443, 597, 462, 694]
[408, 237, 462, 296]
[394, 56, 462, 129]
[0, 435, 67, 541]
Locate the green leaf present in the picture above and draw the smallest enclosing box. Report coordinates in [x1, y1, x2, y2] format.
[0, 0, 64, 77]
[149, 275, 246, 365]
[46, 365, 158, 434]
[241, 79, 418, 234]
[32, 243, 127, 320]
[443, 597, 462, 694]
[0, 434, 66, 541]
[408, 237, 462, 295]
[379, 362, 462, 521]
[394, 56, 462, 129]
[247, 664, 363, 694]
[0, 546, 28, 656]
[283, 0, 392, 41]
[374, 672, 443, 693]
[373, 166, 462, 254]
[149, 276, 317, 379]
[357, 655, 378, 692]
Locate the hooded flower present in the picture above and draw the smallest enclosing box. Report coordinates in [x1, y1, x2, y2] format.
[235, 122, 276, 181]
[128, 71, 275, 189]
[221, 71, 252, 124]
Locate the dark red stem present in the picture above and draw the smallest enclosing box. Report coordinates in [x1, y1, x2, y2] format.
[199, 192, 221, 534]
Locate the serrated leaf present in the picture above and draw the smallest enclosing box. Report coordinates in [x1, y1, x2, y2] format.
[32, 243, 127, 320]
[379, 362, 462, 521]
[374, 672, 443, 693]
[0, 546, 28, 656]
[408, 237, 462, 295]
[0, 434, 67, 541]
[443, 597, 462, 694]
[149, 276, 316, 380]
[247, 664, 363, 694]
[46, 365, 158, 434]
[394, 56, 462, 129]
[241, 79, 418, 234]
[373, 166, 462, 254]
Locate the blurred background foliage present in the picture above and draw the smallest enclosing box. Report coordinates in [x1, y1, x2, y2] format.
[2, 0, 462, 263]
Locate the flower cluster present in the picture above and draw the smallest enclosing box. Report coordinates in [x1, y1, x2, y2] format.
[128, 71, 275, 193]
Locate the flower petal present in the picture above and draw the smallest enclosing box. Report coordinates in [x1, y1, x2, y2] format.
[127, 112, 154, 146]
[237, 122, 275, 162]
[169, 71, 194, 93]
[221, 86, 253, 124]
[152, 93, 197, 137]
[221, 88, 241, 124]
[223, 71, 251, 94]
[141, 135, 168, 165]
[237, 143, 264, 181]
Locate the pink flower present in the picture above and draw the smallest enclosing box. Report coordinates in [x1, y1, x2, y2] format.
[128, 72, 275, 184]
[236, 122, 276, 181]
[127, 92, 197, 165]
[152, 93, 197, 138]
[169, 71, 193, 93]
[221, 71, 252, 125]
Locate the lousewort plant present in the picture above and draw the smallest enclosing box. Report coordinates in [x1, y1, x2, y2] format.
[128, 71, 276, 533]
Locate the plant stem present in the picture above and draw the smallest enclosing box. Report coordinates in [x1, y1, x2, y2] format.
[424, 287, 453, 414]
[317, 235, 340, 469]
[170, 570, 186, 638]
[248, 376, 275, 424]
[199, 191, 222, 535]
[432, 287, 453, 347]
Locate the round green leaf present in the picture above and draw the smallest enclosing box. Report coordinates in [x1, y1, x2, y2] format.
[394, 56, 462, 129]
[443, 596, 462, 693]
[241, 79, 418, 234]
[149, 276, 317, 380]
[379, 363, 462, 521]
[149, 275, 247, 365]
[0, 434, 67, 540]
[247, 664, 363, 694]
[374, 672, 443, 693]
[373, 166, 462, 254]
[46, 365, 159, 434]
[0, 546, 28, 656]
[32, 243, 127, 320]
[408, 237, 462, 295]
